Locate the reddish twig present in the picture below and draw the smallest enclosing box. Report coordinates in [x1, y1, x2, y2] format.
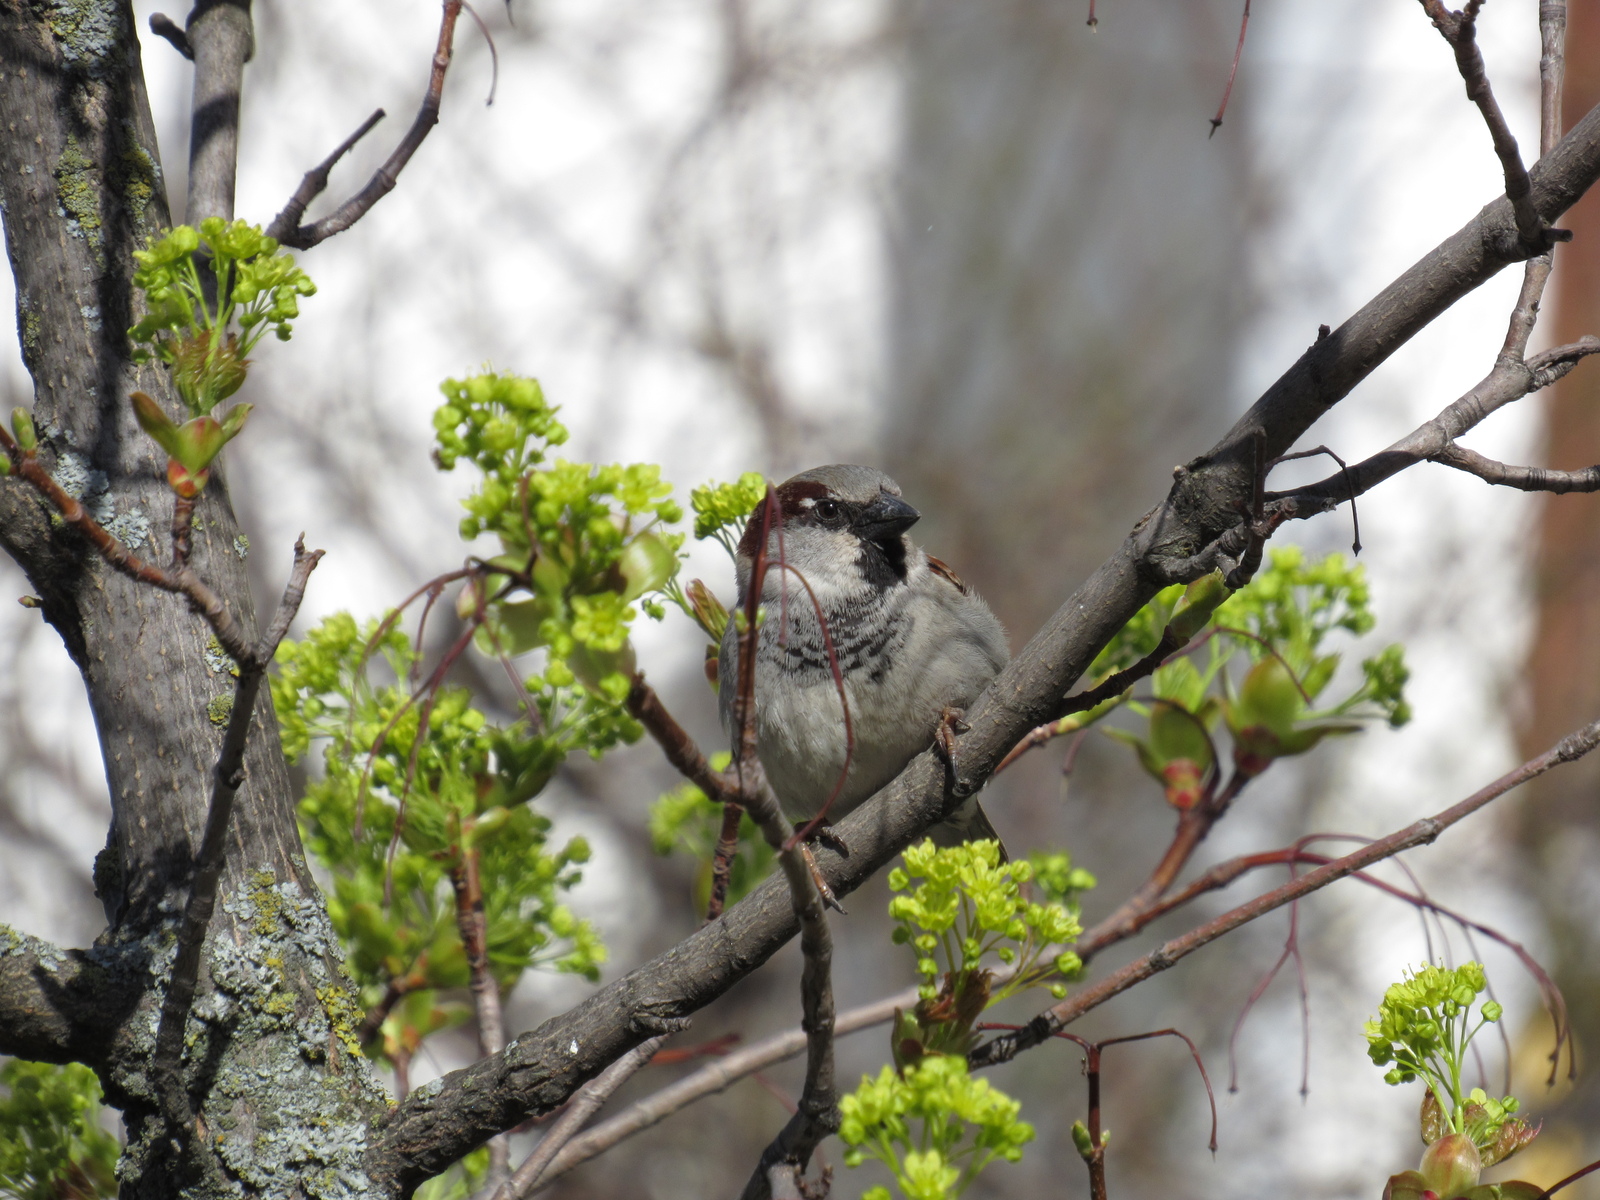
[969, 712, 1600, 1069]
[730, 488, 838, 1200]
[1057, 1028, 1218, 1200]
[1209, 0, 1252, 136]
[706, 800, 745, 922]
[269, 1, 465, 250]
[1533, 1157, 1600, 1199]
[451, 846, 510, 1182]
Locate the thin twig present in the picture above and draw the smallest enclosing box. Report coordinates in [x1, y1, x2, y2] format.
[995, 626, 1185, 774]
[496, 1033, 672, 1199]
[1432, 442, 1600, 493]
[968, 712, 1600, 1069]
[1209, 0, 1252, 136]
[264, 110, 387, 244]
[1267, 337, 1600, 519]
[626, 674, 737, 803]
[147, 12, 191, 59]
[731, 489, 838, 1200]
[533, 989, 917, 1189]
[706, 800, 745, 922]
[1417, 0, 1565, 252]
[0, 427, 259, 664]
[272, 1, 464, 250]
[451, 846, 510, 1182]
[150, 537, 325, 1137]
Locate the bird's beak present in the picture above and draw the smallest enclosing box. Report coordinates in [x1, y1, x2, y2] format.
[856, 491, 920, 543]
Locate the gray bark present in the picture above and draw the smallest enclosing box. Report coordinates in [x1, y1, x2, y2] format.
[0, 4, 385, 1196]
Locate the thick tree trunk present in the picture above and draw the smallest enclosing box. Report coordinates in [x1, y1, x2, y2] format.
[0, 4, 386, 1196]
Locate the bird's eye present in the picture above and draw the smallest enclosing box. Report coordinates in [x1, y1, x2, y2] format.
[813, 499, 842, 522]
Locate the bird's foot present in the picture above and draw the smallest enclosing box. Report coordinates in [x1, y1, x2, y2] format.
[800, 843, 846, 914]
[934, 706, 970, 778]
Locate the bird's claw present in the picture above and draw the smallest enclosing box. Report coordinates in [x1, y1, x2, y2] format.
[934, 706, 970, 777]
[800, 843, 846, 914]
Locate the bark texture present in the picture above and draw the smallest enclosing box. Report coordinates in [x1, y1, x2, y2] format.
[0, 4, 385, 1197]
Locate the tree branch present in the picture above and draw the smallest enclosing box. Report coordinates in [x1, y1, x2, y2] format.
[185, 0, 253, 222]
[269, 1, 463, 250]
[1266, 337, 1600, 517]
[0, 928, 139, 1066]
[365, 99, 1600, 1192]
[1432, 443, 1600, 492]
[497, 1032, 673, 1199]
[626, 674, 737, 803]
[532, 990, 917, 1190]
[1418, 0, 1565, 253]
[967, 712, 1600, 1069]
[263, 109, 386, 246]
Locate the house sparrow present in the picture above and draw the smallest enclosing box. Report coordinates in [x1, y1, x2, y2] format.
[718, 464, 1010, 849]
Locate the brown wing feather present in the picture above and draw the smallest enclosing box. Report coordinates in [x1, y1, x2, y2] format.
[925, 554, 970, 595]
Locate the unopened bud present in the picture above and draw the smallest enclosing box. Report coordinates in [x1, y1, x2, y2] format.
[10, 407, 36, 451]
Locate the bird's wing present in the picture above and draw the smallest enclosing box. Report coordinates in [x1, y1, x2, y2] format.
[925, 554, 970, 595]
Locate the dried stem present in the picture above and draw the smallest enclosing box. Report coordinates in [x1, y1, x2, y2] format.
[969, 712, 1600, 1069]
[270, 1, 464, 249]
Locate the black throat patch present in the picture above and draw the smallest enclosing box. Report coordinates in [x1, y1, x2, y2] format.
[857, 533, 909, 590]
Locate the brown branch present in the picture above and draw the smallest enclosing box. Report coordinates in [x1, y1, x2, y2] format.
[626, 674, 737, 803]
[1432, 443, 1600, 492]
[150, 537, 324, 1137]
[451, 846, 510, 1183]
[270, 1, 463, 249]
[264, 109, 387, 245]
[496, 1033, 674, 1199]
[968, 711, 1600, 1069]
[532, 989, 916, 1189]
[996, 626, 1184, 774]
[706, 800, 745, 922]
[1267, 337, 1600, 518]
[1419, 0, 1566, 253]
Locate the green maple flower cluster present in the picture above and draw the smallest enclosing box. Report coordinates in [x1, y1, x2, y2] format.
[689, 471, 768, 557]
[888, 840, 1086, 1007]
[129, 218, 315, 414]
[837, 840, 1090, 1200]
[1088, 548, 1411, 809]
[1368, 963, 1543, 1200]
[433, 372, 684, 704]
[0, 1059, 118, 1200]
[124, 219, 315, 497]
[840, 1055, 1034, 1200]
[271, 613, 606, 1072]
